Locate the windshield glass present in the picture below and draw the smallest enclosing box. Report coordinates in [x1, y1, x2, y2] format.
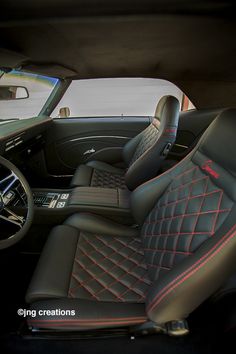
[0, 70, 58, 120]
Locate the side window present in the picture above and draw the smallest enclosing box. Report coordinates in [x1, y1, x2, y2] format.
[51, 78, 185, 119]
[181, 94, 195, 111]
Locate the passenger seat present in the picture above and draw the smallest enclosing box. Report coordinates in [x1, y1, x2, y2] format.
[70, 95, 180, 190]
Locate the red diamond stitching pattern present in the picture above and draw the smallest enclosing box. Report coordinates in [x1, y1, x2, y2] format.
[142, 162, 233, 282]
[68, 234, 151, 302]
[68, 161, 233, 304]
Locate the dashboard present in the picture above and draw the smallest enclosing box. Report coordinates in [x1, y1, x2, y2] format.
[0, 116, 52, 161]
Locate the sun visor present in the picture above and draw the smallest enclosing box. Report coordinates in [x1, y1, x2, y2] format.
[21, 63, 77, 79]
[0, 48, 28, 68]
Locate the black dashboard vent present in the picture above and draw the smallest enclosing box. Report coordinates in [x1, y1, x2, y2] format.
[5, 133, 25, 152]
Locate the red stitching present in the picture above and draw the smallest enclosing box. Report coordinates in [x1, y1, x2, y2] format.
[97, 235, 144, 257]
[143, 208, 230, 227]
[29, 316, 146, 322]
[170, 166, 197, 265]
[115, 272, 150, 301]
[76, 234, 125, 261]
[147, 263, 171, 270]
[78, 248, 148, 300]
[74, 262, 129, 301]
[164, 128, 177, 134]
[70, 235, 150, 301]
[144, 231, 211, 237]
[152, 189, 224, 211]
[139, 151, 193, 189]
[71, 273, 100, 301]
[70, 236, 133, 296]
[147, 224, 236, 312]
[83, 246, 149, 299]
[144, 248, 192, 256]
[84, 235, 146, 269]
[186, 176, 209, 252]
[169, 175, 208, 194]
[28, 318, 146, 326]
[172, 165, 198, 181]
[210, 190, 223, 235]
[69, 235, 142, 296]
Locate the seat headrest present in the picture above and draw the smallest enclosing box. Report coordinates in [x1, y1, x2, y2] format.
[154, 95, 180, 126]
[199, 108, 236, 175]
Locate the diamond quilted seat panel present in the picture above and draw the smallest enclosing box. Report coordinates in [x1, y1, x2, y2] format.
[129, 120, 160, 165]
[91, 169, 126, 189]
[142, 161, 233, 282]
[69, 233, 151, 302]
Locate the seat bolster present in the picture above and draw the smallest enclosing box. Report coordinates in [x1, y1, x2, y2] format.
[70, 164, 93, 187]
[25, 225, 79, 304]
[27, 299, 147, 330]
[122, 133, 143, 166]
[125, 134, 174, 190]
[146, 211, 236, 324]
[87, 160, 124, 174]
[64, 213, 139, 237]
[131, 173, 172, 225]
[131, 154, 193, 224]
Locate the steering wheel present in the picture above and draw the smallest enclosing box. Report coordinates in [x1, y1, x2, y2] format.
[0, 155, 34, 249]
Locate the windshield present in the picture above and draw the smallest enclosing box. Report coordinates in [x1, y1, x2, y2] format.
[0, 70, 59, 120]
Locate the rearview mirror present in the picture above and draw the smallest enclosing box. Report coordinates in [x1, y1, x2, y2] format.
[0, 85, 29, 100]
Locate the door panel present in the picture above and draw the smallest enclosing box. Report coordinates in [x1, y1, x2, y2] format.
[57, 137, 129, 168]
[44, 116, 150, 175]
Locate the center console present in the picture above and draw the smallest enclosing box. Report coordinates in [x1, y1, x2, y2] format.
[32, 187, 132, 224]
[33, 191, 70, 209]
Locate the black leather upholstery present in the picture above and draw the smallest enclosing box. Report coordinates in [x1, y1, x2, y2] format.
[26, 109, 236, 331]
[71, 95, 180, 190]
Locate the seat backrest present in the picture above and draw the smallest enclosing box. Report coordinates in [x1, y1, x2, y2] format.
[131, 109, 236, 325]
[123, 95, 180, 190]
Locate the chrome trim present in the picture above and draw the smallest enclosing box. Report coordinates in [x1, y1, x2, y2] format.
[84, 148, 96, 155]
[49, 174, 73, 178]
[67, 135, 131, 143]
[174, 143, 189, 149]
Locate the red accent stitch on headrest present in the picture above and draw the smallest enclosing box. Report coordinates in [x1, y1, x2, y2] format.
[202, 160, 219, 179]
[165, 128, 177, 134]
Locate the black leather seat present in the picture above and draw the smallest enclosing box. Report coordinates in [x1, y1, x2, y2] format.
[26, 109, 236, 331]
[71, 95, 180, 190]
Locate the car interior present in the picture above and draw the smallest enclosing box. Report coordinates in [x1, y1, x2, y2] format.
[0, 1, 236, 354]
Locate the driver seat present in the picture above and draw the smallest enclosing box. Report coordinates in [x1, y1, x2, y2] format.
[26, 109, 236, 331]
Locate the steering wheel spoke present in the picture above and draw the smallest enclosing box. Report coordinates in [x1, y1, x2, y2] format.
[3, 206, 25, 226]
[0, 171, 18, 195]
[0, 213, 24, 228]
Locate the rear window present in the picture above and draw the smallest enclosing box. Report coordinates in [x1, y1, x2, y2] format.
[52, 78, 194, 118]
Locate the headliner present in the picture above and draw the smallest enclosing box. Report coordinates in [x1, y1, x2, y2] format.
[1, 0, 236, 109]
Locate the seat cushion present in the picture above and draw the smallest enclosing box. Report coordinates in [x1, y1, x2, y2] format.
[68, 232, 151, 302]
[71, 160, 127, 189]
[26, 215, 148, 330]
[26, 227, 151, 304]
[27, 299, 147, 330]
